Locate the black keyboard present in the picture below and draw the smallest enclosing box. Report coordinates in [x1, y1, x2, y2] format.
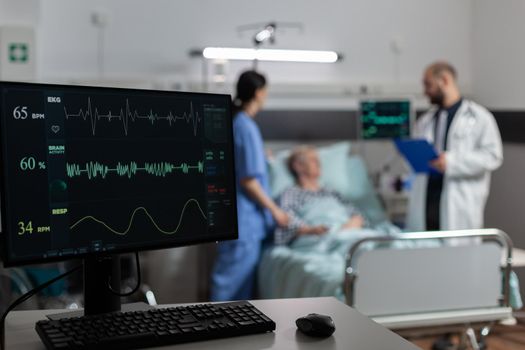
[35, 301, 276, 349]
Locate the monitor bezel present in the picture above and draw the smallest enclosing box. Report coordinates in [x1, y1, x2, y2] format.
[0, 81, 238, 267]
[357, 97, 414, 140]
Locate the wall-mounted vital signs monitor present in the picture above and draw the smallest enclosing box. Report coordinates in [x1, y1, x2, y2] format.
[359, 100, 412, 139]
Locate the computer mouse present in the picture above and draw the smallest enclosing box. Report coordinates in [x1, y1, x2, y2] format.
[295, 313, 336, 337]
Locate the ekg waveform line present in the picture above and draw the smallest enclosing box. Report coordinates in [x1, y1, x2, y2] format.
[66, 161, 204, 179]
[69, 198, 207, 235]
[64, 97, 201, 136]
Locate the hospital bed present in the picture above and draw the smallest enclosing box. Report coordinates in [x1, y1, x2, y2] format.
[344, 229, 514, 348]
[259, 141, 521, 348]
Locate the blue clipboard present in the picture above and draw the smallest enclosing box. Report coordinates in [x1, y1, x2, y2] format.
[394, 139, 438, 173]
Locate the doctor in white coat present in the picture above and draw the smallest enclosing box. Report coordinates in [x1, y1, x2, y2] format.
[407, 61, 503, 232]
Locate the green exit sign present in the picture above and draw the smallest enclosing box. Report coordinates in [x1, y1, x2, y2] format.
[8, 43, 29, 63]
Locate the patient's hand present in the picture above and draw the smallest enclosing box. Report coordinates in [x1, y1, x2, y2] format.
[341, 215, 364, 230]
[297, 225, 329, 236]
[272, 207, 290, 227]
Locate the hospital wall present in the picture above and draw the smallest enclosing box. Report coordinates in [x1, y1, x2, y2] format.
[471, 0, 525, 300]
[0, 0, 38, 24]
[484, 145, 525, 302]
[472, 0, 525, 110]
[1, 0, 473, 94]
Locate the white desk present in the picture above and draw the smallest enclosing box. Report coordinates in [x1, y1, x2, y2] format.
[6, 297, 420, 349]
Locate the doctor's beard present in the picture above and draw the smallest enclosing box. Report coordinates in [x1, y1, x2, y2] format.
[429, 89, 445, 107]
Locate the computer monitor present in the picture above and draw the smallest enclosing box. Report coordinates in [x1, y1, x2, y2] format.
[359, 99, 412, 139]
[0, 82, 237, 313]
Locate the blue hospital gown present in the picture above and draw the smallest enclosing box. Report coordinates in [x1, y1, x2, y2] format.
[210, 111, 272, 301]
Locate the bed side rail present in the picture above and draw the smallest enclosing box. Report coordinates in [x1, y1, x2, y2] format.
[344, 229, 513, 309]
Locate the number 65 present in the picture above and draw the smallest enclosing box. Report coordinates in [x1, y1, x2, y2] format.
[13, 106, 28, 119]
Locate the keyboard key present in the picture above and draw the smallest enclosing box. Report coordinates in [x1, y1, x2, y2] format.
[98, 332, 156, 346]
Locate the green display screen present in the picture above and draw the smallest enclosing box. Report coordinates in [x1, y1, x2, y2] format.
[360, 100, 411, 139]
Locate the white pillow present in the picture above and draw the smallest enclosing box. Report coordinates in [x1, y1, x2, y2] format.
[268, 142, 351, 198]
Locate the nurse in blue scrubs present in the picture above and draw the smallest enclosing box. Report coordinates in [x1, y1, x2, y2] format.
[210, 70, 289, 301]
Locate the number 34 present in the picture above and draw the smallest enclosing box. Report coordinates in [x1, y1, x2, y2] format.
[18, 221, 33, 235]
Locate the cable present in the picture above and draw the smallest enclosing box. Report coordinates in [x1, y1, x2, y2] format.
[107, 252, 141, 297]
[0, 264, 82, 350]
[1, 254, 140, 348]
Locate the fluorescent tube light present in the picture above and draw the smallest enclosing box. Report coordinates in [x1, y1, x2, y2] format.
[202, 47, 339, 63]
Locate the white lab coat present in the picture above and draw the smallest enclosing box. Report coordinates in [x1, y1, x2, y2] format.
[406, 100, 503, 231]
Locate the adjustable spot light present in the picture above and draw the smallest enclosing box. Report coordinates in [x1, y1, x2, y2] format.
[254, 23, 276, 46]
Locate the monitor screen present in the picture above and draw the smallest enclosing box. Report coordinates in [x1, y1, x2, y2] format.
[359, 100, 412, 139]
[0, 82, 237, 266]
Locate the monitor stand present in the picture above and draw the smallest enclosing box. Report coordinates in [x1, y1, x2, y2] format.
[47, 254, 154, 320]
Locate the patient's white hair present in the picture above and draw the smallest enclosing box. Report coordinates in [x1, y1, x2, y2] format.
[287, 145, 316, 180]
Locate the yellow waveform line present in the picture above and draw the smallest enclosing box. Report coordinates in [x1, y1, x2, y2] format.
[69, 198, 207, 235]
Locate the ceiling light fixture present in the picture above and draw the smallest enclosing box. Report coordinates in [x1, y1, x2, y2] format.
[201, 47, 340, 63]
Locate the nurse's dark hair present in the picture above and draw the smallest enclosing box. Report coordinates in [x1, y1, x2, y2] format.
[428, 61, 457, 80]
[232, 70, 267, 115]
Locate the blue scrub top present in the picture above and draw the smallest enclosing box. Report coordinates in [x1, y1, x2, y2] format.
[233, 112, 273, 241]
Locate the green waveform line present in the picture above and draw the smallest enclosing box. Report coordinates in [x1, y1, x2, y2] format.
[69, 198, 207, 235]
[66, 161, 204, 179]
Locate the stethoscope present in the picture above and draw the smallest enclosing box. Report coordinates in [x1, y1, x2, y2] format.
[463, 101, 478, 127]
[428, 100, 478, 130]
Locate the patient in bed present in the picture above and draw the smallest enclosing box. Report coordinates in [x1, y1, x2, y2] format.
[274, 146, 366, 246]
